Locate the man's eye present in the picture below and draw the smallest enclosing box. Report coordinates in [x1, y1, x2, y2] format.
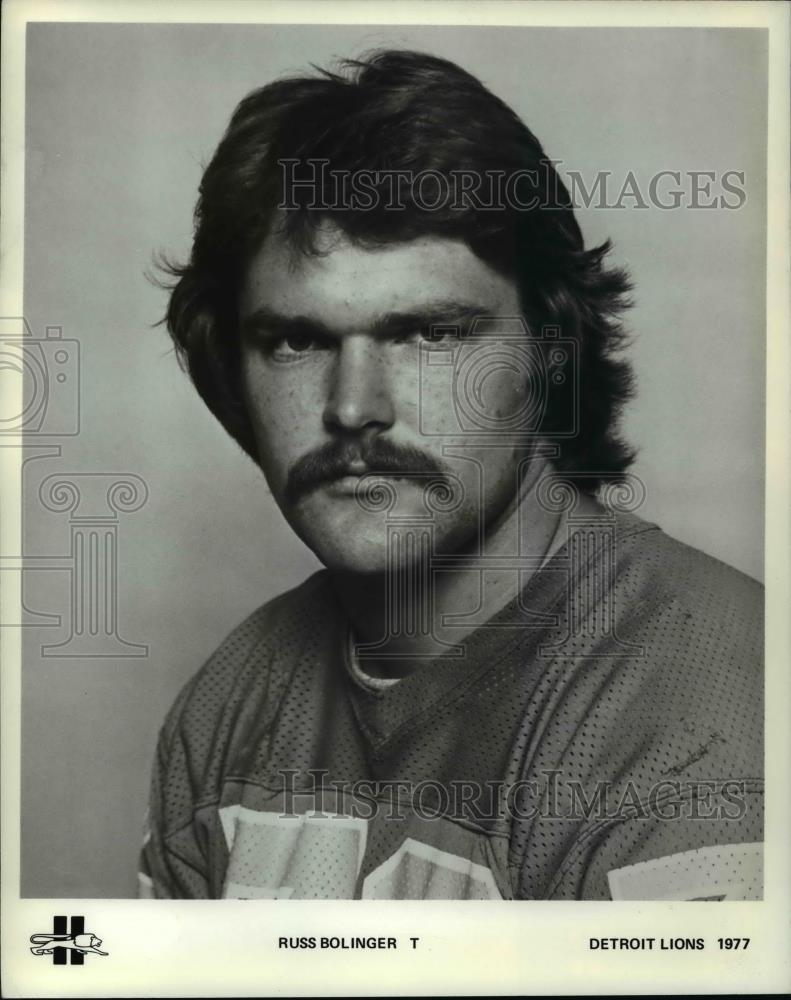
[284, 333, 314, 352]
[418, 326, 461, 345]
[269, 333, 322, 359]
[394, 327, 456, 346]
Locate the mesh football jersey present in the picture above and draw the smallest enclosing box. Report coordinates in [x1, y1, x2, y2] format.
[139, 510, 763, 900]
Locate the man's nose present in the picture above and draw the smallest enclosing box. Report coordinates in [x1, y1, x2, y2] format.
[322, 337, 395, 433]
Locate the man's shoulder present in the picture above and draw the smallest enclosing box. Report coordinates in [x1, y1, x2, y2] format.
[614, 510, 763, 622]
[559, 511, 765, 740]
[601, 512, 763, 750]
[159, 569, 337, 741]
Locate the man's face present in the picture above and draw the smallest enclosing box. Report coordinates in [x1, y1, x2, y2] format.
[239, 221, 533, 574]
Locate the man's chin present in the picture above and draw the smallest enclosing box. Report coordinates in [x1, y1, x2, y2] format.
[284, 483, 474, 575]
[295, 521, 433, 576]
[293, 532, 386, 575]
[316, 547, 393, 577]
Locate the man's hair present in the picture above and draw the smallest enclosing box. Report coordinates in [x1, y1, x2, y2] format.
[161, 49, 636, 492]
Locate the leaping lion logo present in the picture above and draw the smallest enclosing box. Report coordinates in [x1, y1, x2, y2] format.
[30, 933, 108, 956]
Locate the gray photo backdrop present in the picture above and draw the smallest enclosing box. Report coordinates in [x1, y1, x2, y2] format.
[21, 23, 766, 896]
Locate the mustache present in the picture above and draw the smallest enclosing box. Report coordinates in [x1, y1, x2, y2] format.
[285, 438, 450, 506]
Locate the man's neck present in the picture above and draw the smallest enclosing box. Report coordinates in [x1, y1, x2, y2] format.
[331, 462, 599, 680]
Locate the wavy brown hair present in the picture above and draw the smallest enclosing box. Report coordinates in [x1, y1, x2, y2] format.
[159, 49, 636, 492]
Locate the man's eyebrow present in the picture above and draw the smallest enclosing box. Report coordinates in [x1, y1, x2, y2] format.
[240, 301, 494, 340]
[240, 307, 333, 341]
[371, 302, 492, 337]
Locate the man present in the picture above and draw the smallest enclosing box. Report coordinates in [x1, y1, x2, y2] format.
[139, 50, 763, 900]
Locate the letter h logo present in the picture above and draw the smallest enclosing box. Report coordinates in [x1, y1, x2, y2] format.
[29, 915, 108, 963]
[47, 916, 83, 965]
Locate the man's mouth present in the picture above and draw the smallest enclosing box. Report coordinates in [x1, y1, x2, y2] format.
[324, 466, 400, 494]
[342, 460, 368, 476]
[321, 465, 426, 499]
[323, 475, 366, 497]
[284, 440, 451, 506]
